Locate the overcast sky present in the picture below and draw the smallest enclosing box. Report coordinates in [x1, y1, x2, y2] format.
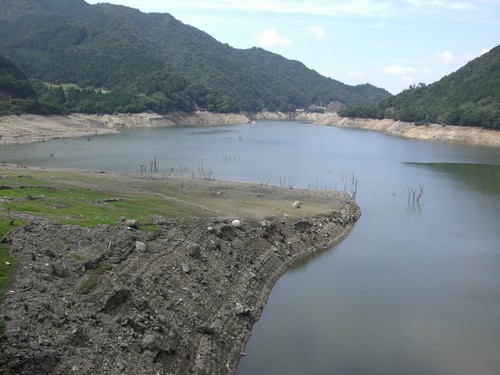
[86, 0, 499, 94]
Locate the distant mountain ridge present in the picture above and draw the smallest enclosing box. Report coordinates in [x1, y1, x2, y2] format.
[340, 46, 500, 129]
[0, 0, 391, 113]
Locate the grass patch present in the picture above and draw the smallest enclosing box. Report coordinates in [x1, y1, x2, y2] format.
[0, 218, 23, 298]
[0, 217, 24, 334]
[71, 253, 87, 263]
[0, 243, 18, 296]
[76, 262, 111, 295]
[0, 176, 182, 227]
[44, 82, 111, 94]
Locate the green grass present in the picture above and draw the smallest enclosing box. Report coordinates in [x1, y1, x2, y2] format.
[0, 180, 179, 227]
[71, 253, 88, 263]
[76, 262, 111, 295]
[0, 218, 23, 298]
[0, 217, 24, 334]
[44, 82, 111, 94]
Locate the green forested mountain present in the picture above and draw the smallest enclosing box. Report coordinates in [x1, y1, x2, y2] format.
[0, 0, 390, 115]
[340, 46, 500, 129]
[0, 54, 40, 115]
[0, 55, 35, 99]
[0, 52, 196, 115]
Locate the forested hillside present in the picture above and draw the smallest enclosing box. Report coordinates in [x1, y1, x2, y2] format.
[339, 46, 500, 129]
[0, 55, 35, 99]
[0, 0, 391, 115]
[0, 55, 39, 115]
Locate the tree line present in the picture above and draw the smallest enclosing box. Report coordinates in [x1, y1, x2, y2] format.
[339, 46, 500, 129]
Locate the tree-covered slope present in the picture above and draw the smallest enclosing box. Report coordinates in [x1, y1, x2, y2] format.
[0, 55, 35, 99]
[0, 0, 390, 113]
[0, 52, 200, 116]
[0, 54, 40, 115]
[340, 46, 500, 129]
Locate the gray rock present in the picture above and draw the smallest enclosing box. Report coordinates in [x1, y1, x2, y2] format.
[119, 341, 129, 349]
[294, 219, 312, 232]
[51, 262, 67, 277]
[181, 262, 191, 273]
[29, 341, 41, 350]
[197, 325, 215, 335]
[101, 289, 131, 313]
[233, 303, 251, 316]
[67, 314, 77, 322]
[187, 242, 201, 258]
[135, 241, 147, 253]
[124, 219, 139, 228]
[231, 219, 242, 228]
[53, 306, 66, 320]
[292, 200, 301, 209]
[141, 334, 159, 351]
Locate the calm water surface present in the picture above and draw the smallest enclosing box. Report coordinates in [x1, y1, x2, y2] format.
[1, 121, 499, 375]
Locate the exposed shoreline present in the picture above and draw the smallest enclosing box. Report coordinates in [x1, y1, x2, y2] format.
[0, 166, 359, 374]
[1, 111, 499, 147]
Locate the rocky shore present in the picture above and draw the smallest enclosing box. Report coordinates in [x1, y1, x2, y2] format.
[0, 168, 360, 374]
[302, 113, 500, 147]
[1, 111, 498, 147]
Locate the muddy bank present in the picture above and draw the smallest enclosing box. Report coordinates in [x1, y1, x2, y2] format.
[1, 111, 497, 147]
[299, 113, 500, 147]
[0, 112, 250, 145]
[0, 168, 360, 374]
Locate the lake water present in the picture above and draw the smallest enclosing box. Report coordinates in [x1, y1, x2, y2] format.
[1, 121, 500, 375]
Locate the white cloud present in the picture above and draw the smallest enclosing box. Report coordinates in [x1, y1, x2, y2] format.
[402, 75, 416, 83]
[419, 67, 432, 74]
[88, 0, 500, 17]
[307, 25, 327, 40]
[403, 0, 478, 12]
[348, 70, 364, 78]
[462, 47, 492, 62]
[174, 0, 394, 17]
[375, 65, 416, 75]
[436, 50, 455, 63]
[255, 28, 293, 47]
[479, 47, 492, 55]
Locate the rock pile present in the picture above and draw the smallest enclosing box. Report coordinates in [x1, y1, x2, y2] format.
[0, 203, 360, 374]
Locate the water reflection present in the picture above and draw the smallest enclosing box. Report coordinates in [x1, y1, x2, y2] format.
[408, 162, 500, 195]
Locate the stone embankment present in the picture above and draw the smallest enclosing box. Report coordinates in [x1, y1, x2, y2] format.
[0, 198, 359, 374]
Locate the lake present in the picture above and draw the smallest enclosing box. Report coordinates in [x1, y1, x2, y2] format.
[1, 121, 499, 375]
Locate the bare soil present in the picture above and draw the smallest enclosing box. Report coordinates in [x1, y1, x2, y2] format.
[0, 166, 360, 374]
